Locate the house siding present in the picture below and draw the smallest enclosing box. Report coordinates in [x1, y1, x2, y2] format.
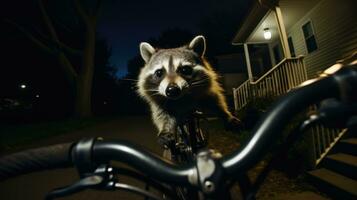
[285, 0, 357, 78]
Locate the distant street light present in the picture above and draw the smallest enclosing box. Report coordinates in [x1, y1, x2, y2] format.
[36, 94, 40, 98]
[20, 84, 27, 89]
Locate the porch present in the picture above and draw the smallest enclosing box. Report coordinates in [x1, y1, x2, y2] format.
[231, 0, 350, 176]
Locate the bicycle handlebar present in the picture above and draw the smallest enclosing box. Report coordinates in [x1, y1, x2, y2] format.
[0, 64, 356, 189]
[0, 143, 73, 180]
[92, 140, 194, 185]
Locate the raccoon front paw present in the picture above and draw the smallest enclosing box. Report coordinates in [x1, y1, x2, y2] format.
[224, 116, 244, 132]
[157, 132, 175, 148]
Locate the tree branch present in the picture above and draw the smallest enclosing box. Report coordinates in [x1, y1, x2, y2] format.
[51, 15, 76, 33]
[4, 19, 55, 55]
[38, 0, 78, 77]
[93, 0, 103, 19]
[33, 16, 83, 56]
[4, 19, 78, 78]
[38, 0, 60, 42]
[74, 0, 93, 28]
[44, 36, 84, 56]
[58, 53, 78, 78]
[90, 0, 103, 26]
[33, 26, 82, 56]
[58, 42, 83, 56]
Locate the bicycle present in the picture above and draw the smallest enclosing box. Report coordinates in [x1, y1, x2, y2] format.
[0, 61, 356, 200]
[160, 110, 209, 199]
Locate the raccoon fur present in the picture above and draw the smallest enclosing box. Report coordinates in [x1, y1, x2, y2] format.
[137, 35, 240, 137]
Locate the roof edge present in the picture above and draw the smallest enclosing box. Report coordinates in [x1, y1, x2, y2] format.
[231, 0, 279, 44]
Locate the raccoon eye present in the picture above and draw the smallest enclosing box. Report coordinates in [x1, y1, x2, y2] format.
[154, 69, 164, 78]
[178, 65, 193, 76]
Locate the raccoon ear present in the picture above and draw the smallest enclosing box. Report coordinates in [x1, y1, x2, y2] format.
[188, 35, 206, 57]
[140, 42, 156, 63]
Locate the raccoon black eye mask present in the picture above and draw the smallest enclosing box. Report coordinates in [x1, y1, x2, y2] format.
[137, 35, 241, 137]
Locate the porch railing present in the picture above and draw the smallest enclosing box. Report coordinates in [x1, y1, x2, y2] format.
[311, 125, 347, 166]
[232, 56, 349, 168]
[233, 56, 307, 111]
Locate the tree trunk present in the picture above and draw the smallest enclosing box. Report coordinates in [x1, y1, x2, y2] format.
[74, 29, 96, 118]
[9, 0, 101, 119]
[75, 75, 92, 117]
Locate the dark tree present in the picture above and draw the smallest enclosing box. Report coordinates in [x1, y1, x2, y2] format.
[1, 1, 120, 121]
[4, 0, 103, 118]
[92, 39, 120, 115]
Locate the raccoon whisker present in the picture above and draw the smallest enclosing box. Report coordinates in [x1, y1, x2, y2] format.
[131, 85, 139, 89]
[145, 89, 160, 92]
[190, 77, 210, 84]
[191, 80, 209, 85]
[121, 78, 139, 82]
[191, 78, 207, 82]
[191, 84, 205, 87]
[191, 81, 204, 85]
[192, 78, 210, 84]
[192, 79, 209, 83]
[190, 82, 207, 87]
[190, 84, 205, 88]
[149, 91, 163, 96]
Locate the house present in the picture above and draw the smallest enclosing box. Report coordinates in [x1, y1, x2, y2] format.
[232, 0, 357, 111]
[233, 0, 356, 81]
[231, 0, 357, 199]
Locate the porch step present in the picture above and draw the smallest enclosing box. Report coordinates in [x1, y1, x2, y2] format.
[307, 168, 357, 200]
[338, 138, 357, 156]
[322, 153, 357, 180]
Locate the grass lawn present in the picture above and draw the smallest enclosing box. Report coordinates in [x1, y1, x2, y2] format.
[0, 117, 108, 152]
[201, 118, 250, 154]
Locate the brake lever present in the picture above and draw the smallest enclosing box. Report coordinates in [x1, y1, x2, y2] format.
[45, 165, 116, 200]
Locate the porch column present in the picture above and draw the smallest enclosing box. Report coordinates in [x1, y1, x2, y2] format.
[274, 6, 291, 58]
[244, 43, 254, 82]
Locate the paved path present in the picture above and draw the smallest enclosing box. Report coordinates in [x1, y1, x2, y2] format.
[0, 116, 163, 200]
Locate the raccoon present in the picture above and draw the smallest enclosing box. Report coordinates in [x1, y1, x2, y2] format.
[137, 35, 241, 138]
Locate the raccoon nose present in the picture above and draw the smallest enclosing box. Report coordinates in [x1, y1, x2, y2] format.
[166, 84, 181, 98]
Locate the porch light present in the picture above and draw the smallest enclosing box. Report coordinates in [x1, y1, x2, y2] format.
[263, 28, 272, 40]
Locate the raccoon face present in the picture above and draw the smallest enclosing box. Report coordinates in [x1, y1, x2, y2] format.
[138, 36, 211, 101]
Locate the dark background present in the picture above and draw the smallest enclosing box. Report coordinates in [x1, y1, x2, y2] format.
[0, 0, 252, 123]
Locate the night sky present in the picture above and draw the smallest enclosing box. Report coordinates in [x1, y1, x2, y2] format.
[97, 0, 249, 77]
[1, 0, 250, 80]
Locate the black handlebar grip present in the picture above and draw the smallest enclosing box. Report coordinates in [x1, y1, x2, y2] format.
[0, 143, 74, 181]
